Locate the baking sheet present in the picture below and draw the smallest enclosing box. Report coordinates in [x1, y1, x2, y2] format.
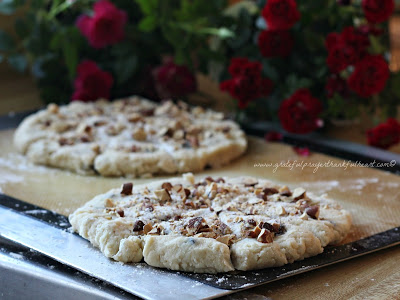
[2, 193, 399, 292]
[1, 126, 400, 291]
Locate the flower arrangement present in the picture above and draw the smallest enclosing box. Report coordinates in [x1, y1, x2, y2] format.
[0, 0, 399, 149]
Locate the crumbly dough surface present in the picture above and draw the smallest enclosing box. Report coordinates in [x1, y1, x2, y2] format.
[14, 97, 247, 177]
[69, 174, 352, 273]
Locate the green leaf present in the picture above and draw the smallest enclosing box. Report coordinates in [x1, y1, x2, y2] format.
[0, 0, 16, 15]
[390, 73, 400, 98]
[114, 56, 137, 85]
[31, 0, 44, 9]
[14, 18, 29, 38]
[0, 30, 15, 51]
[174, 49, 188, 65]
[135, 0, 158, 15]
[50, 32, 64, 50]
[7, 54, 27, 72]
[262, 61, 279, 81]
[62, 40, 78, 79]
[369, 35, 385, 54]
[138, 16, 158, 32]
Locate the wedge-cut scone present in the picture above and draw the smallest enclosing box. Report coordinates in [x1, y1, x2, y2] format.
[69, 174, 352, 273]
[14, 96, 247, 177]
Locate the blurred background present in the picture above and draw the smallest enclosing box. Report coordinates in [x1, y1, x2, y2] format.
[0, 0, 399, 153]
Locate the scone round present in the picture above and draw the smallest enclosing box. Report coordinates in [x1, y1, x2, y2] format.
[69, 174, 352, 273]
[14, 97, 247, 176]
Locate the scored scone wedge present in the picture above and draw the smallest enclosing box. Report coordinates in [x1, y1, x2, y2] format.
[69, 174, 352, 273]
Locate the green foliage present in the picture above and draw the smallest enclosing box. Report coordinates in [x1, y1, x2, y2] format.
[325, 94, 359, 120]
[0, 30, 15, 52]
[135, 0, 232, 69]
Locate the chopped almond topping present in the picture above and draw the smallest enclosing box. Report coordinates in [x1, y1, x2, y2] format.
[277, 205, 286, 216]
[216, 235, 231, 245]
[127, 113, 142, 123]
[161, 182, 173, 191]
[47, 103, 59, 114]
[204, 176, 215, 183]
[154, 189, 171, 202]
[242, 177, 258, 187]
[263, 187, 279, 195]
[247, 219, 257, 226]
[305, 205, 320, 219]
[143, 223, 153, 234]
[132, 128, 147, 141]
[293, 187, 306, 200]
[172, 184, 183, 193]
[121, 183, 133, 195]
[247, 226, 262, 238]
[105, 198, 115, 208]
[279, 186, 292, 197]
[133, 220, 145, 231]
[183, 173, 195, 184]
[257, 228, 274, 243]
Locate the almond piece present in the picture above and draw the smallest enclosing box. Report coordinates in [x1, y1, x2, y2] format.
[121, 183, 133, 195]
[293, 187, 306, 200]
[154, 189, 171, 202]
[305, 205, 320, 219]
[161, 182, 173, 191]
[216, 235, 231, 245]
[133, 220, 145, 231]
[257, 228, 274, 243]
[279, 186, 292, 197]
[242, 177, 258, 187]
[105, 198, 115, 208]
[183, 173, 195, 184]
[47, 103, 59, 114]
[247, 226, 262, 238]
[132, 128, 147, 141]
[143, 223, 153, 234]
[277, 205, 286, 216]
[299, 212, 309, 220]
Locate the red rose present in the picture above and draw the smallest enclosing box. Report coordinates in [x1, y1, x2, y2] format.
[220, 57, 273, 109]
[153, 58, 197, 99]
[220, 76, 262, 109]
[228, 57, 252, 77]
[258, 30, 294, 57]
[325, 27, 369, 73]
[341, 27, 370, 54]
[262, 0, 301, 30]
[357, 24, 384, 36]
[326, 43, 357, 73]
[325, 75, 350, 98]
[367, 118, 400, 149]
[77, 0, 127, 48]
[278, 89, 323, 134]
[325, 32, 341, 49]
[72, 60, 113, 101]
[362, 0, 394, 24]
[348, 55, 390, 97]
